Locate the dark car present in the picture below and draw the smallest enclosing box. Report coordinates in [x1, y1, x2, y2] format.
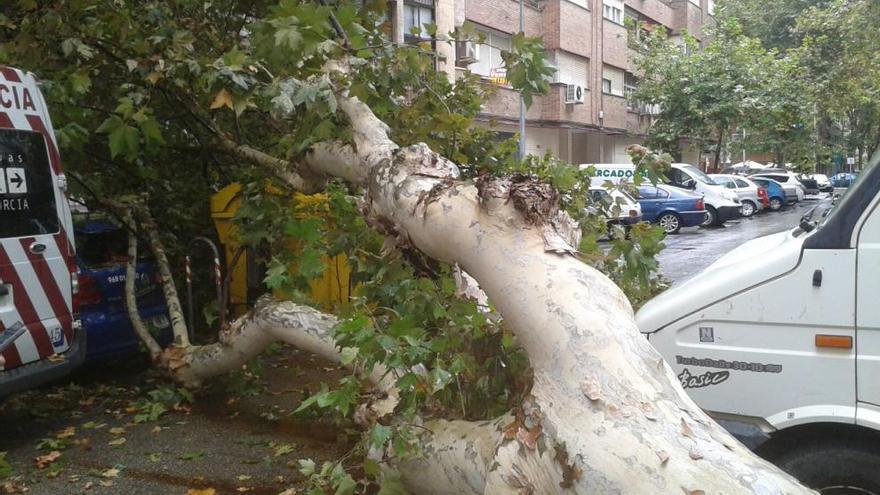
[749, 177, 792, 210]
[74, 219, 172, 362]
[635, 184, 706, 234]
[796, 176, 820, 195]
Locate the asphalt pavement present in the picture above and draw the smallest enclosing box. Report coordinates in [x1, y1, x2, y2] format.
[657, 197, 824, 285]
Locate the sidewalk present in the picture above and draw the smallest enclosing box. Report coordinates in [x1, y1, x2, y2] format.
[0, 347, 349, 495]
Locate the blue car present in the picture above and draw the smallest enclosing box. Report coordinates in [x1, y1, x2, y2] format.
[747, 177, 787, 211]
[831, 172, 859, 188]
[636, 184, 707, 234]
[74, 219, 173, 363]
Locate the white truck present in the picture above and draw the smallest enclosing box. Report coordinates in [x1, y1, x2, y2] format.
[637, 158, 880, 494]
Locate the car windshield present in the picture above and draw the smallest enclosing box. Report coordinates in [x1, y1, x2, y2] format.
[681, 165, 717, 185]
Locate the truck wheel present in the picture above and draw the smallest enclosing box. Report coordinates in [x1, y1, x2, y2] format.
[769, 197, 783, 211]
[657, 212, 681, 234]
[772, 438, 880, 494]
[701, 206, 718, 227]
[741, 200, 756, 217]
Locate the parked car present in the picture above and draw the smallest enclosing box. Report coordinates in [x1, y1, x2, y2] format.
[0, 66, 83, 400]
[587, 187, 642, 234]
[796, 176, 820, 195]
[635, 184, 706, 234]
[810, 174, 833, 193]
[831, 172, 860, 188]
[750, 170, 807, 199]
[74, 218, 172, 363]
[709, 174, 768, 218]
[586, 163, 741, 227]
[748, 177, 789, 211]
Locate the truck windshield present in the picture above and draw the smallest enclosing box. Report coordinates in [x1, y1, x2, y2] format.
[0, 129, 59, 238]
[681, 165, 718, 186]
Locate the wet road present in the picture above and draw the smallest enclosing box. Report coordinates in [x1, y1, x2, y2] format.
[657, 197, 826, 285]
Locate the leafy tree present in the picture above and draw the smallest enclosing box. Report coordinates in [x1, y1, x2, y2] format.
[631, 18, 811, 169]
[1, 1, 810, 493]
[794, 0, 880, 169]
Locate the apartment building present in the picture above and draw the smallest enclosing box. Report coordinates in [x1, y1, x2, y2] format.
[389, 0, 716, 165]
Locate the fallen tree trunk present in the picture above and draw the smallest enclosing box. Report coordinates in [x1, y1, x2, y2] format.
[123, 83, 812, 493]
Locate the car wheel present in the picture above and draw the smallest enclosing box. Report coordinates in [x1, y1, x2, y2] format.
[769, 197, 783, 211]
[741, 200, 756, 217]
[701, 206, 717, 227]
[657, 212, 681, 234]
[770, 437, 880, 495]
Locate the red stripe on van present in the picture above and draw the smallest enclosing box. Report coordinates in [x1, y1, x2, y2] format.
[0, 246, 55, 359]
[0, 321, 23, 369]
[0, 111, 12, 129]
[20, 237, 71, 340]
[0, 67, 21, 83]
[25, 115, 62, 176]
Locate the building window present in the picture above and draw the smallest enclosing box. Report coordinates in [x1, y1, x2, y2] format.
[555, 51, 588, 88]
[624, 72, 639, 110]
[603, 0, 624, 25]
[470, 28, 512, 82]
[404, 0, 434, 41]
[602, 65, 625, 96]
[708, 0, 716, 14]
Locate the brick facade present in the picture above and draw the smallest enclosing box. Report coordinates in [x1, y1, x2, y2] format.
[393, 0, 713, 163]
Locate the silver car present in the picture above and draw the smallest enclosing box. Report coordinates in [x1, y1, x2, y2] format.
[709, 174, 766, 217]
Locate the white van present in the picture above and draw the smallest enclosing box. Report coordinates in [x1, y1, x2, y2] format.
[0, 66, 82, 398]
[636, 157, 880, 492]
[584, 163, 742, 226]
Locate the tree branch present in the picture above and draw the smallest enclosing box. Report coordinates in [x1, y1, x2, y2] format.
[123, 210, 163, 360]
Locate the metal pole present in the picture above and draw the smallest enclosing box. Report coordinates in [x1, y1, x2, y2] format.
[742, 128, 746, 167]
[518, 0, 526, 160]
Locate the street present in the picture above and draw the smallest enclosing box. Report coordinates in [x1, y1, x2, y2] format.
[657, 199, 821, 285]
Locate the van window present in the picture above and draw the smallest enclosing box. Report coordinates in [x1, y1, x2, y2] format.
[679, 165, 718, 186]
[0, 129, 59, 238]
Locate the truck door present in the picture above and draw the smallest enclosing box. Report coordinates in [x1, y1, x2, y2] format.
[0, 127, 73, 370]
[857, 194, 880, 406]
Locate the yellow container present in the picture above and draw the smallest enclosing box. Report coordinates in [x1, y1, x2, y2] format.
[210, 183, 352, 315]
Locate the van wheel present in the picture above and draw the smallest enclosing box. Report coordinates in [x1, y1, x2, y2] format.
[657, 212, 681, 234]
[771, 438, 880, 495]
[769, 197, 783, 211]
[741, 200, 756, 217]
[702, 206, 717, 227]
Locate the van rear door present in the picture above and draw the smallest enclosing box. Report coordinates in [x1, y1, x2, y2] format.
[0, 68, 74, 371]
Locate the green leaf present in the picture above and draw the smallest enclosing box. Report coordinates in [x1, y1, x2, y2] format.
[108, 124, 140, 161]
[95, 115, 123, 135]
[298, 458, 316, 477]
[139, 117, 165, 148]
[429, 367, 453, 393]
[369, 424, 392, 449]
[334, 474, 357, 495]
[179, 451, 203, 461]
[0, 452, 12, 480]
[339, 346, 358, 366]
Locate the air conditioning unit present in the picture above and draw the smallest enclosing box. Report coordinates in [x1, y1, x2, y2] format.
[564, 84, 585, 105]
[455, 40, 478, 66]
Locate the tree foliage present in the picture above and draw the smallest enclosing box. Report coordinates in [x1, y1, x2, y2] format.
[630, 18, 810, 168]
